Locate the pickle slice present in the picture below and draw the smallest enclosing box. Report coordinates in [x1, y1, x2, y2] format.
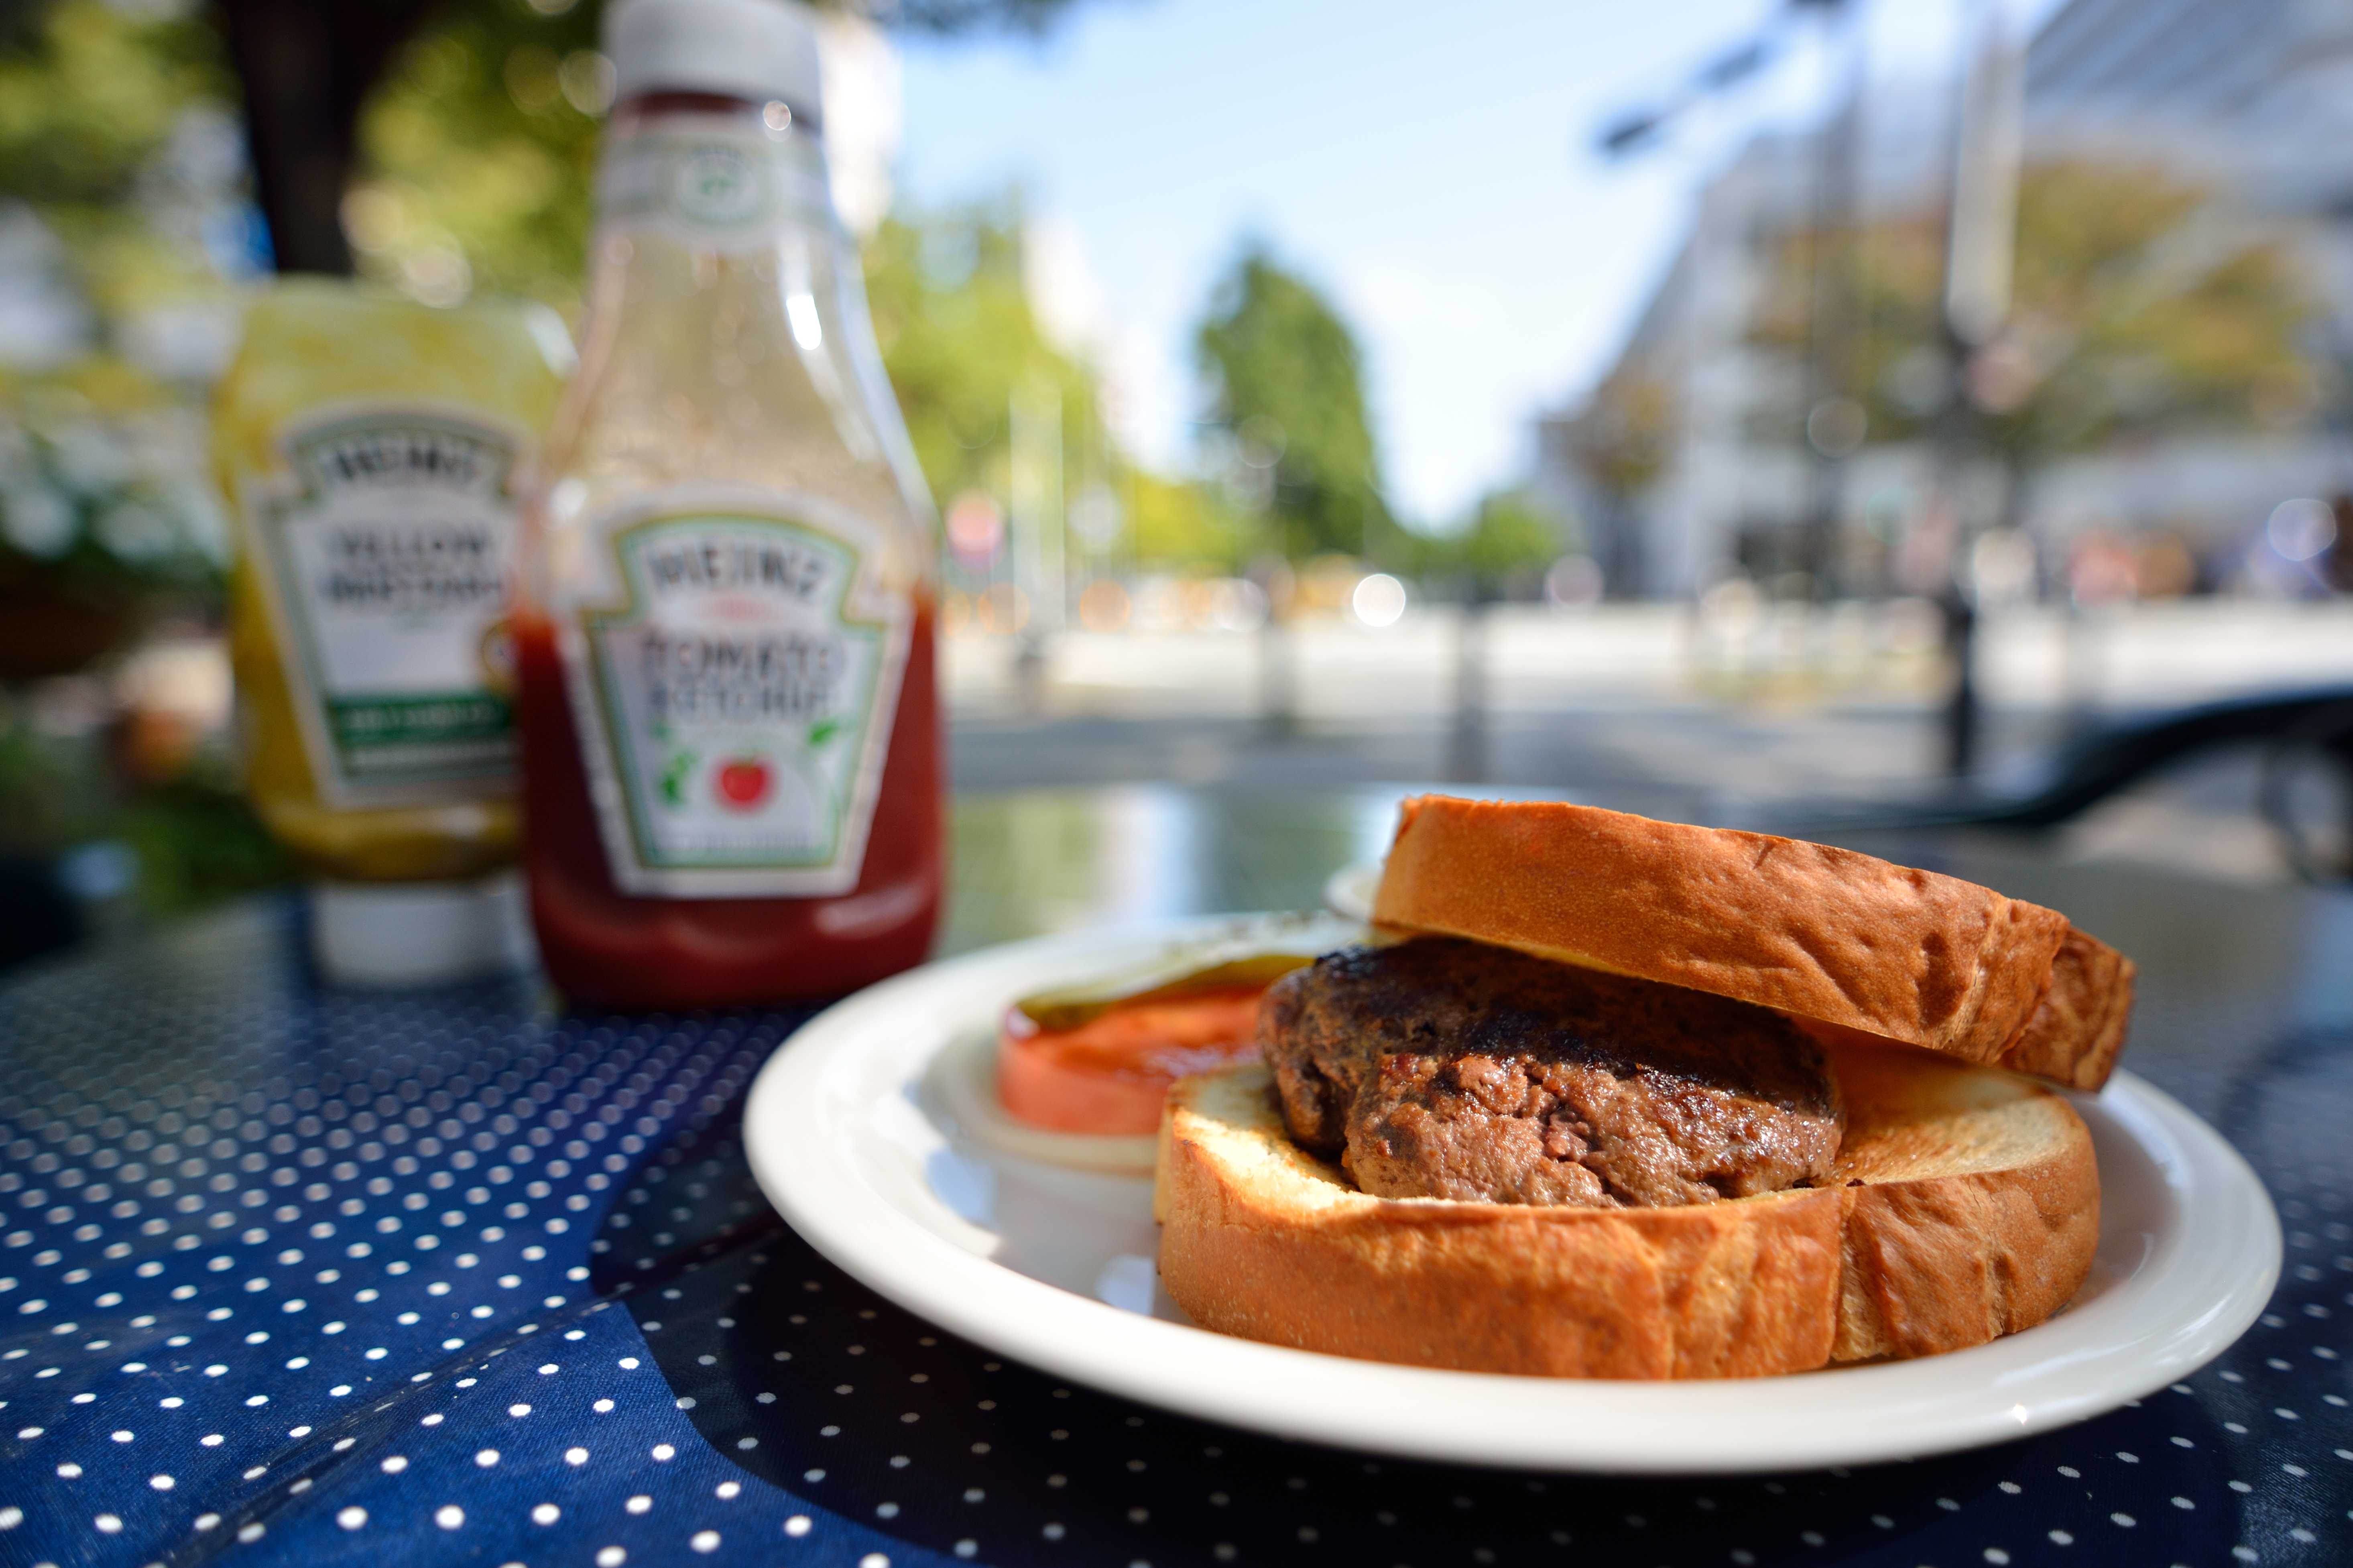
[1011, 952, 1316, 1036]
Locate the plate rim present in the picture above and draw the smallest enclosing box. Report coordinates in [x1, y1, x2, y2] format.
[743, 916, 2282, 1475]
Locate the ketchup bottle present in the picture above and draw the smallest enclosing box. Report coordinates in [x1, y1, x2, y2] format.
[515, 0, 942, 1009]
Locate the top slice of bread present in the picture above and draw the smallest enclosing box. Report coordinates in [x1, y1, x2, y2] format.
[1997, 925, 2135, 1090]
[1371, 795, 2131, 1090]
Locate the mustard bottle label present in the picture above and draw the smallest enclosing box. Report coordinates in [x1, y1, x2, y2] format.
[242, 407, 523, 804]
[554, 491, 910, 897]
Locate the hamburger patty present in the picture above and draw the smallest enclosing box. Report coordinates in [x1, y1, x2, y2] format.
[1262, 937, 1845, 1207]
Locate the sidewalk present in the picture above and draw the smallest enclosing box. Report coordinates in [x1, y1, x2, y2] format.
[944, 598, 2353, 885]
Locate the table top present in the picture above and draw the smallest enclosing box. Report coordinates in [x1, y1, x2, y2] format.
[2, 785, 2349, 1568]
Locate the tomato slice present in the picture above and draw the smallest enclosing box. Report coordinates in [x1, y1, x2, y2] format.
[996, 956, 1308, 1135]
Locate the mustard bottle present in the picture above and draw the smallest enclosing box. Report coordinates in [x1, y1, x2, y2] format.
[214, 279, 573, 984]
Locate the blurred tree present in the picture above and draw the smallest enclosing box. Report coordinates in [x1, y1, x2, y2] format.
[1568, 369, 1676, 496]
[1458, 488, 1564, 595]
[0, 0, 280, 926]
[1126, 470, 1249, 573]
[0, 0, 242, 636]
[1752, 159, 2318, 474]
[345, 0, 606, 313]
[209, 0, 1097, 280]
[351, 0, 1091, 315]
[862, 198, 1086, 509]
[863, 199, 1253, 576]
[356, 9, 1268, 581]
[1556, 368, 1672, 596]
[6, 0, 1109, 290]
[1194, 244, 1394, 565]
[1402, 487, 1564, 599]
[0, 0, 232, 234]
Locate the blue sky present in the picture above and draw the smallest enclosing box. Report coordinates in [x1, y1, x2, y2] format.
[893, 0, 2052, 529]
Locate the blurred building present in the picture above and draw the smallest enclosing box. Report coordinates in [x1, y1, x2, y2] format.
[1540, 0, 2353, 603]
[2026, 0, 2353, 330]
[1533, 128, 1852, 601]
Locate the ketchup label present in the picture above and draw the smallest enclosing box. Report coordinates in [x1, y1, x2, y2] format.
[595, 118, 833, 251]
[556, 494, 910, 897]
[242, 406, 522, 804]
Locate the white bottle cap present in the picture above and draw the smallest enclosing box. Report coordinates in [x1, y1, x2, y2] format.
[605, 0, 824, 122]
[309, 874, 537, 989]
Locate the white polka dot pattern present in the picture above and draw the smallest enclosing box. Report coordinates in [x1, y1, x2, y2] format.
[0, 907, 904, 1566]
[0, 899, 2349, 1565]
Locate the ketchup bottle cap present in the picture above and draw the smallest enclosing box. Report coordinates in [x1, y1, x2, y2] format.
[606, 0, 824, 125]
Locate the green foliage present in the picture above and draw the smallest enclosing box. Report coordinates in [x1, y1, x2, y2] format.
[0, 0, 228, 212]
[1195, 244, 1392, 561]
[0, 713, 108, 854]
[0, 0, 240, 601]
[350, 0, 608, 315]
[356, 20, 1339, 579]
[350, 0, 1106, 305]
[1125, 468, 1249, 573]
[0, 0, 277, 917]
[1566, 370, 1675, 498]
[1986, 161, 2316, 460]
[0, 0, 236, 359]
[0, 718, 291, 914]
[355, 17, 1371, 582]
[1460, 489, 1564, 586]
[1751, 159, 2320, 469]
[863, 199, 1085, 510]
[866, 201, 1252, 574]
[115, 777, 295, 915]
[1402, 488, 1564, 596]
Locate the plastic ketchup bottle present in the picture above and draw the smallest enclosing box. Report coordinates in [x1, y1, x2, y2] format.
[514, 0, 942, 1009]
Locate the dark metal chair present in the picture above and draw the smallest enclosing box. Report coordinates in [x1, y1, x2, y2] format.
[1819, 687, 2353, 882]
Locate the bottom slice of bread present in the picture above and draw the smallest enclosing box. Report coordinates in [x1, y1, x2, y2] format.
[1154, 1042, 2099, 1379]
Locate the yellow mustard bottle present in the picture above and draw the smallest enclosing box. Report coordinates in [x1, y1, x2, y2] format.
[214, 278, 573, 984]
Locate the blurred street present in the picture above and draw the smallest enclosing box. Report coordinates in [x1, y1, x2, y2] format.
[947, 599, 2353, 886]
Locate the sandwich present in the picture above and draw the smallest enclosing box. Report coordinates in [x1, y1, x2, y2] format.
[1153, 796, 2133, 1379]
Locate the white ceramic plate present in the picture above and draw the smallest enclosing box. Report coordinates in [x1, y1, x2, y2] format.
[1322, 857, 1383, 922]
[744, 916, 2282, 1474]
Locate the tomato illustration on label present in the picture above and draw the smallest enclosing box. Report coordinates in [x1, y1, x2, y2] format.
[714, 755, 773, 811]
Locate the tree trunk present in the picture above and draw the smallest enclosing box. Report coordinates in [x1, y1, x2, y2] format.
[215, 0, 431, 274]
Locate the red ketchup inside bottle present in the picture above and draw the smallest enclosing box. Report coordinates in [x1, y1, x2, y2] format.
[516, 604, 941, 1010]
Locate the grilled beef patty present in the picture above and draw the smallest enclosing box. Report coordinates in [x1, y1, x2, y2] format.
[1262, 937, 1844, 1207]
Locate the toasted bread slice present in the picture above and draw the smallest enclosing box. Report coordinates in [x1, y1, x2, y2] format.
[1371, 795, 2130, 1090]
[1997, 926, 2136, 1091]
[1155, 1043, 2098, 1379]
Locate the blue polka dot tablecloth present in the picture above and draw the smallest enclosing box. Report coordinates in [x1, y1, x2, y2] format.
[2, 897, 2349, 1568]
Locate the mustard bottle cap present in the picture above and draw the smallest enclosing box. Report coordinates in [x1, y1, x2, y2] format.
[309, 875, 536, 988]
